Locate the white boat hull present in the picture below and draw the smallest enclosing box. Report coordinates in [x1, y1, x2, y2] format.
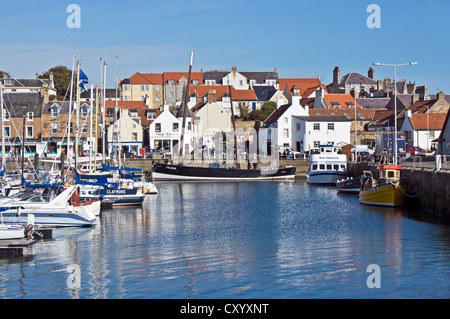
[0, 225, 25, 240]
[307, 170, 347, 185]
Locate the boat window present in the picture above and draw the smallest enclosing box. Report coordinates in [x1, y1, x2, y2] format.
[340, 165, 345, 170]
[396, 171, 399, 178]
[319, 164, 325, 170]
[326, 164, 332, 170]
[380, 171, 385, 178]
[312, 164, 317, 170]
[388, 171, 395, 178]
[333, 165, 339, 170]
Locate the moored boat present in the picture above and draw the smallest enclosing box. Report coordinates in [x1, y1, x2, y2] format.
[359, 165, 407, 207]
[306, 145, 347, 185]
[336, 176, 361, 194]
[152, 162, 296, 181]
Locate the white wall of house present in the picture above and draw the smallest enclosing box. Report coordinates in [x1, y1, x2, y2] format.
[194, 102, 231, 140]
[223, 71, 248, 90]
[258, 96, 309, 153]
[401, 112, 442, 150]
[292, 117, 351, 153]
[149, 105, 197, 155]
[107, 109, 143, 155]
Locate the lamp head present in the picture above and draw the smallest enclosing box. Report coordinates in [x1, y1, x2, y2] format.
[372, 62, 381, 66]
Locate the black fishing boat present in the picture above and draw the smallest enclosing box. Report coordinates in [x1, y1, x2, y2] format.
[336, 176, 361, 194]
[152, 162, 296, 181]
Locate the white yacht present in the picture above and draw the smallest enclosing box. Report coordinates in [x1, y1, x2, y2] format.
[306, 145, 347, 185]
[0, 185, 98, 227]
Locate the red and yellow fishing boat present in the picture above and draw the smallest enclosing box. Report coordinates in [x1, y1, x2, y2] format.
[359, 165, 406, 207]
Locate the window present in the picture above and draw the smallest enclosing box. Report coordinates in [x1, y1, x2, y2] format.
[132, 133, 138, 141]
[328, 123, 334, 131]
[313, 141, 320, 148]
[155, 123, 161, 132]
[188, 122, 191, 131]
[313, 123, 320, 131]
[4, 126, 10, 138]
[284, 117, 288, 124]
[192, 80, 198, 85]
[283, 129, 289, 138]
[168, 80, 174, 87]
[239, 80, 243, 86]
[81, 107, 88, 117]
[146, 85, 149, 91]
[141, 96, 145, 101]
[4, 110, 10, 121]
[26, 126, 33, 138]
[296, 123, 301, 131]
[81, 123, 88, 134]
[173, 123, 179, 132]
[147, 112, 156, 120]
[27, 112, 33, 121]
[51, 106, 60, 117]
[156, 85, 160, 90]
[169, 92, 174, 98]
[51, 122, 58, 134]
[141, 85, 145, 91]
[123, 84, 128, 91]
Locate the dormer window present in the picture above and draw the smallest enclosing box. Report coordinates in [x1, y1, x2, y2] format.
[168, 80, 174, 87]
[27, 112, 33, 121]
[50, 105, 60, 117]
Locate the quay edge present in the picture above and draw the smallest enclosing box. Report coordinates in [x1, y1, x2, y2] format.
[348, 162, 450, 223]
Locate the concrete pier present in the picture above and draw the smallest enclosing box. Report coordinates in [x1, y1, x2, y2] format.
[348, 162, 450, 223]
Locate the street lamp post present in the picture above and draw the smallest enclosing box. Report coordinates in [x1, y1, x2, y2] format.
[372, 62, 418, 165]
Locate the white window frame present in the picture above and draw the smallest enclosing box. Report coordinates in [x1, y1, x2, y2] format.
[26, 126, 33, 138]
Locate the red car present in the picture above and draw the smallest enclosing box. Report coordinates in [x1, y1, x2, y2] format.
[406, 146, 422, 155]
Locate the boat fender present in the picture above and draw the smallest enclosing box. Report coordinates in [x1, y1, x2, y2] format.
[25, 224, 34, 238]
[142, 186, 145, 194]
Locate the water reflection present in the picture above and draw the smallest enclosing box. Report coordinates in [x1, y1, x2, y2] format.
[0, 181, 449, 298]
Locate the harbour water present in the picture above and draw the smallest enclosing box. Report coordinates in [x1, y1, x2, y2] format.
[1, 180, 449, 299]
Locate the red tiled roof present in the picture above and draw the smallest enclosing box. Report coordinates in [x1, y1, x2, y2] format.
[279, 78, 324, 96]
[163, 72, 203, 84]
[323, 93, 360, 108]
[408, 113, 446, 130]
[187, 85, 256, 101]
[105, 101, 148, 109]
[129, 72, 163, 85]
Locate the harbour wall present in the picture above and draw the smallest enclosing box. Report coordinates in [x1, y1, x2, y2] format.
[347, 162, 450, 223]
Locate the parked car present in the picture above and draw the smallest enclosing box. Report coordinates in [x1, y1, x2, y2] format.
[123, 151, 135, 158]
[358, 151, 371, 162]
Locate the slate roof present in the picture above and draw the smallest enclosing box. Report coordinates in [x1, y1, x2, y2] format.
[253, 86, 278, 101]
[2, 78, 50, 88]
[2, 92, 43, 117]
[203, 70, 278, 85]
[356, 98, 390, 109]
[309, 108, 377, 120]
[338, 72, 377, 86]
[293, 115, 350, 122]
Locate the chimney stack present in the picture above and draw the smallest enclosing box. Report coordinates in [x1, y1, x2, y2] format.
[333, 66, 340, 84]
[368, 67, 375, 80]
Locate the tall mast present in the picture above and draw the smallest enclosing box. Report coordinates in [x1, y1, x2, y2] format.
[89, 82, 93, 172]
[179, 51, 194, 158]
[1, 82, 5, 170]
[115, 55, 121, 168]
[94, 85, 99, 170]
[228, 83, 238, 168]
[67, 54, 76, 165]
[102, 62, 107, 164]
[75, 61, 81, 171]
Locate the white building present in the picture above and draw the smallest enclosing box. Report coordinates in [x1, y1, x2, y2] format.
[401, 110, 446, 151]
[292, 115, 351, 153]
[148, 104, 197, 156]
[434, 110, 450, 155]
[107, 108, 143, 156]
[258, 96, 309, 154]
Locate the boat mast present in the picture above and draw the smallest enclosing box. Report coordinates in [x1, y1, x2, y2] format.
[75, 61, 81, 172]
[115, 55, 121, 168]
[228, 83, 238, 168]
[179, 52, 194, 159]
[67, 54, 76, 168]
[0, 82, 5, 171]
[89, 82, 93, 173]
[102, 62, 107, 164]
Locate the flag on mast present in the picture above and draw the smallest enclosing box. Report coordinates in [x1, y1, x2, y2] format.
[79, 70, 89, 91]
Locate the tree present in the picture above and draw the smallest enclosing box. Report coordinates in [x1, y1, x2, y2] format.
[261, 101, 277, 118]
[38, 65, 74, 100]
[237, 102, 251, 120]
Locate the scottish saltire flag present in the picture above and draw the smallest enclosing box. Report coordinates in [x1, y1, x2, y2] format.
[79, 69, 89, 91]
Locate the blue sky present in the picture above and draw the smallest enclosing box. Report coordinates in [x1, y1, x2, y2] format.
[1, 0, 449, 93]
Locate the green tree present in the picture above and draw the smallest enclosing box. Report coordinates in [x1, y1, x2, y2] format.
[237, 102, 251, 120]
[38, 65, 74, 100]
[261, 101, 277, 117]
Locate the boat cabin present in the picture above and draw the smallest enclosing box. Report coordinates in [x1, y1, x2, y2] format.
[379, 165, 401, 183]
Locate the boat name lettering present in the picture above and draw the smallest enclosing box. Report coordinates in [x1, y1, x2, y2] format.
[106, 189, 127, 194]
[166, 166, 177, 170]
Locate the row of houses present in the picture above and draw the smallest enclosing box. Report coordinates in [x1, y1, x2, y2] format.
[1, 65, 450, 160]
